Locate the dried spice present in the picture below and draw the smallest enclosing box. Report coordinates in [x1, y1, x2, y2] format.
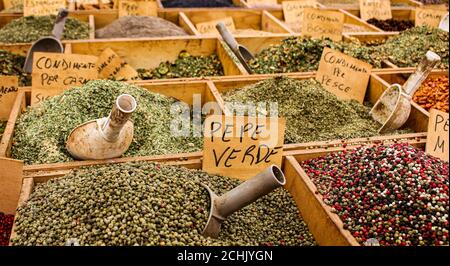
[95, 16, 188, 39]
[11, 80, 202, 165]
[302, 144, 449, 246]
[223, 76, 411, 144]
[0, 15, 89, 43]
[11, 162, 316, 246]
[0, 121, 6, 140]
[0, 50, 31, 86]
[413, 75, 449, 113]
[0, 212, 14, 246]
[378, 26, 449, 68]
[137, 51, 224, 80]
[367, 18, 414, 32]
[162, 0, 235, 8]
[248, 37, 381, 74]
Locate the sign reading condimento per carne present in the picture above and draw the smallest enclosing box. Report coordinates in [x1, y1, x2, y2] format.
[23, 0, 66, 17]
[31, 52, 98, 106]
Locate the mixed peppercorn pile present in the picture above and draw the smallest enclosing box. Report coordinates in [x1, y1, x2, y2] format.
[302, 144, 449, 246]
[0, 212, 14, 246]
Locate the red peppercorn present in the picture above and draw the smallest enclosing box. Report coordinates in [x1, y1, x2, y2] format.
[0, 212, 14, 246]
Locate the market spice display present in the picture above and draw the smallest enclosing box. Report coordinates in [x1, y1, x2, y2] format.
[0, 15, 90, 43]
[0, 50, 30, 86]
[161, 0, 235, 8]
[367, 18, 414, 32]
[223, 76, 411, 144]
[0, 212, 14, 246]
[11, 162, 316, 246]
[302, 144, 449, 246]
[11, 80, 202, 165]
[95, 16, 189, 39]
[413, 76, 449, 113]
[137, 51, 224, 79]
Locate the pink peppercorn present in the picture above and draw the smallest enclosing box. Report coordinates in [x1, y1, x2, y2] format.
[0, 212, 14, 246]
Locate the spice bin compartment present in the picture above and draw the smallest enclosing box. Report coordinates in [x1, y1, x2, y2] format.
[156, 0, 246, 9]
[321, 0, 420, 17]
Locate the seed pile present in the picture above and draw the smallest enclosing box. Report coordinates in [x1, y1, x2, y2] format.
[413, 75, 449, 113]
[137, 51, 224, 79]
[248, 37, 381, 74]
[0, 50, 30, 86]
[379, 26, 449, 69]
[302, 144, 449, 246]
[162, 0, 235, 7]
[223, 76, 411, 144]
[0, 15, 89, 43]
[11, 80, 202, 165]
[11, 162, 316, 246]
[367, 18, 414, 32]
[95, 16, 188, 39]
[0, 212, 14, 246]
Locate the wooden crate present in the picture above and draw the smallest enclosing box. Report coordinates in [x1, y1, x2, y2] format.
[320, 0, 420, 16]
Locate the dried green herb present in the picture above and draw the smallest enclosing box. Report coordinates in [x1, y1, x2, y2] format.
[11, 80, 202, 165]
[378, 26, 449, 68]
[137, 51, 224, 79]
[223, 76, 412, 143]
[12, 162, 316, 246]
[0, 15, 89, 43]
[0, 50, 30, 86]
[248, 37, 382, 74]
[0, 121, 6, 140]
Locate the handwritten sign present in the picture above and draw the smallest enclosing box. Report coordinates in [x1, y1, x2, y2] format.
[196, 17, 236, 35]
[246, 0, 277, 6]
[302, 8, 344, 41]
[118, 0, 158, 17]
[75, 0, 99, 4]
[316, 48, 372, 103]
[426, 109, 449, 161]
[359, 0, 392, 21]
[282, 0, 318, 24]
[0, 157, 23, 215]
[97, 48, 139, 81]
[31, 52, 98, 106]
[415, 7, 448, 28]
[23, 0, 66, 17]
[203, 115, 285, 180]
[3, 0, 23, 9]
[0, 76, 19, 121]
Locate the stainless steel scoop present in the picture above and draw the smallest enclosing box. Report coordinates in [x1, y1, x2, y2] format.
[201, 165, 286, 238]
[216, 22, 255, 74]
[23, 9, 69, 73]
[370, 51, 441, 133]
[66, 94, 137, 160]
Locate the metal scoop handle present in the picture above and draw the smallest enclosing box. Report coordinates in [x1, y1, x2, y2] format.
[52, 9, 69, 40]
[402, 51, 441, 96]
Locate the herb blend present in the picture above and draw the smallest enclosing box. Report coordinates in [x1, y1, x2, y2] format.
[223, 76, 411, 144]
[302, 144, 449, 246]
[413, 75, 449, 113]
[0, 212, 14, 246]
[162, 0, 235, 8]
[11, 80, 202, 165]
[137, 51, 224, 80]
[0, 121, 5, 140]
[0, 50, 30, 86]
[0, 15, 89, 43]
[367, 18, 414, 32]
[11, 162, 316, 246]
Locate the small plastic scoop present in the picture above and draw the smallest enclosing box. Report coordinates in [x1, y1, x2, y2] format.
[66, 94, 137, 160]
[370, 51, 441, 133]
[216, 22, 255, 74]
[201, 165, 286, 238]
[23, 9, 69, 73]
[439, 13, 449, 32]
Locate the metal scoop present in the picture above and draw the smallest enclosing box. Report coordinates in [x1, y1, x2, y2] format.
[439, 13, 449, 32]
[66, 94, 137, 160]
[23, 9, 69, 73]
[201, 165, 286, 238]
[216, 22, 255, 74]
[370, 51, 441, 133]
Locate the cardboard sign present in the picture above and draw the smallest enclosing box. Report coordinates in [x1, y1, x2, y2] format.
[246, 0, 277, 6]
[203, 115, 285, 180]
[426, 109, 449, 162]
[415, 7, 448, 28]
[316, 48, 372, 103]
[359, 0, 392, 21]
[0, 76, 19, 121]
[282, 0, 318, 24]
[3, 0, 23, 9]
[97, 48, 139, 81]
[196, 17, 236, 35]
[75, 0, 99, 4]
[31, 52, 98, 106]
[0, 157, 23, 215]
[23, 0, 66, 16]
[302, 8, 344, 41]
[118, 0, 158, 17]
